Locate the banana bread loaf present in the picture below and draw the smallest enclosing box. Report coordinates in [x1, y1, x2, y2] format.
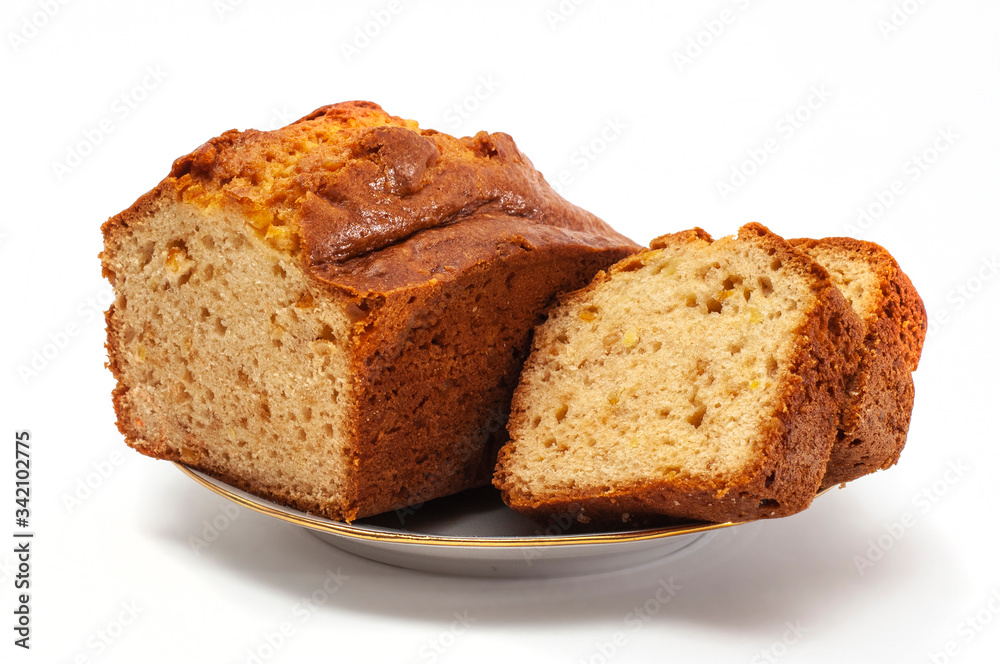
[494, 224, 864, 525]
[101, 101, 639, 522]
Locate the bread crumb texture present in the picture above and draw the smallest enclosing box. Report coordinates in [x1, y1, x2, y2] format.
[496, 224, 865, 524]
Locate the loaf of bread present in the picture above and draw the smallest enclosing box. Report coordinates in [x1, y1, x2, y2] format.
[101, 101, 639, 522]
[494, 223, 865, 525]
[789, 238, 926, 487]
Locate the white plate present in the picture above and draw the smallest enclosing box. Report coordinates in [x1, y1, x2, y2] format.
[176, 463, 763, 577]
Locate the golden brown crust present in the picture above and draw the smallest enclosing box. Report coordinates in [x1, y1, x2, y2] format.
[648, 227, 714, 249]
[495, 223, 865, 525]
[789, 237, 925, 487]
[789, 237, 925, 370]
[102, 101, 639, 522]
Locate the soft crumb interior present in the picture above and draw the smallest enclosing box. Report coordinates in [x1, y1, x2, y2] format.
[507, 236, 813, 494]
[802, 245, 878, 321]
[104, 202, 355, 507]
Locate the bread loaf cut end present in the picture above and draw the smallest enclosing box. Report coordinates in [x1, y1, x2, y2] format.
[104, 193, 362, 517]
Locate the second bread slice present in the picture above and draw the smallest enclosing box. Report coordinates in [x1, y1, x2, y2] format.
[790, 237, 926, 488]
[494, 223, 864, 525]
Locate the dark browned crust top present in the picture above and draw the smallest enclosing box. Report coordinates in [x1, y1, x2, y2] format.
[103, 101, 635, 300]
[495, 223, 865, 525]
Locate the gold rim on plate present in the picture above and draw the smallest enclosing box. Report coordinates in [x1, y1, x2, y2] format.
[176, 463, 828, 548]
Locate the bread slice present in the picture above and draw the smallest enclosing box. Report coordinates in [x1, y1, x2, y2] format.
[101, 101, 638, 522]
[493, 223, 865, 525]
[789, 238, 926, 487]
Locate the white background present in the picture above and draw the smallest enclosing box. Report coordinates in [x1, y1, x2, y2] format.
[2, 0, 999, 662]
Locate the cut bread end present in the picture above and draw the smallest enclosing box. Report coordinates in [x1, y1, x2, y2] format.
[103, 192, 360, 519]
